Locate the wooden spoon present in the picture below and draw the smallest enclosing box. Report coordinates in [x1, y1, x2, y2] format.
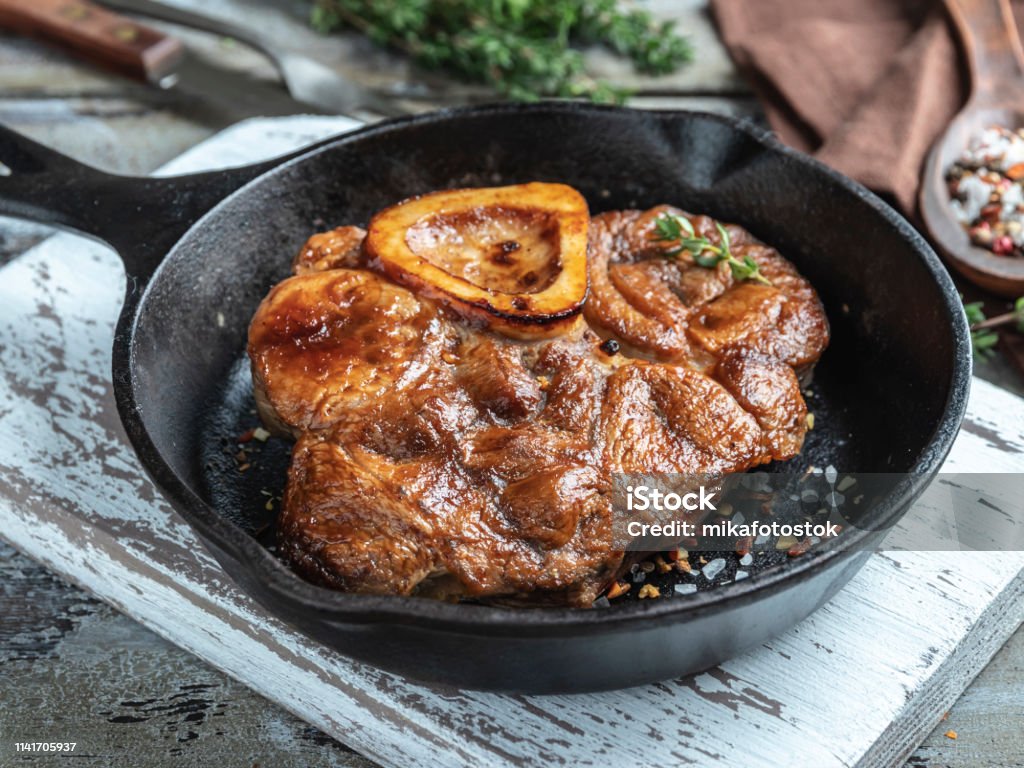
[921, 0, 1024, 297]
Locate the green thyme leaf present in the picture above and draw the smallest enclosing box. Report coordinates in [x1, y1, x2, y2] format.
[964, 300, 987, 326]
[653, 213, 685, 243]
[311, 0, 692, 102]
[693, 249, 724, 268]
[964, 299, 1000, 361]
[972, 329, 999, 360]
[652, 212, 772, 285]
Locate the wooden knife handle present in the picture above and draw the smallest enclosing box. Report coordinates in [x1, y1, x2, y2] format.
[0, 0, 183, 82]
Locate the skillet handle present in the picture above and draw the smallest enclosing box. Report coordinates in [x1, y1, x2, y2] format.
[0, 122, 284, 280]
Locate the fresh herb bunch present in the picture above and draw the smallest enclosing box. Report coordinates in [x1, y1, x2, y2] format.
[965, 296, 1024, 361]
[653, 212, 772, 285]
[310, 0, 692, 102]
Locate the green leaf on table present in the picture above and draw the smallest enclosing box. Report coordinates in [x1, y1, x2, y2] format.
[310, 0, 692, 102]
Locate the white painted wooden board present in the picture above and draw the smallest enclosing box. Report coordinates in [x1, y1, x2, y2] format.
[0, 117, 1022, 768]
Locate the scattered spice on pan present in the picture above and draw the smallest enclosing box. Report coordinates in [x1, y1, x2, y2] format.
[701, 557, 726, 580]
[947, 126, 1024, 257]
[606, 581, 631, 599]
[736, 535, 753, 558]
[637, 584, 660, 599]
[787, 536, 818, 558]
[230, 424, 278, 473]
[603, 468, 855, 604]
[837, 475, 857, 493]
[775, 535, 797, 551]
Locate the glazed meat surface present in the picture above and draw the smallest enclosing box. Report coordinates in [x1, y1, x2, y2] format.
[248, 191, 829, 606]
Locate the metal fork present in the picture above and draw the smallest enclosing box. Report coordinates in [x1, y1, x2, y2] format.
[95, 0, 412, 118]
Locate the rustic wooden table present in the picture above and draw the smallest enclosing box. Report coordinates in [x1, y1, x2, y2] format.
[0, 2, 1021, 766]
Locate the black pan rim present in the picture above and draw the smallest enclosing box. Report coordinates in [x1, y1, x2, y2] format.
[114, 101, 972, 634]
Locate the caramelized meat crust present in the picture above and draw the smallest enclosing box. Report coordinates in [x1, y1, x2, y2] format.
[249, 269, 450, 435]
[249, 198, 829, 606]
[584, 206, 829, 372]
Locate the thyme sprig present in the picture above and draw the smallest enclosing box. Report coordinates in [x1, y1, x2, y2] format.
[310, 0, 692, 102]
[653, 212, 772, 285]
[965, 297, 1024, 360]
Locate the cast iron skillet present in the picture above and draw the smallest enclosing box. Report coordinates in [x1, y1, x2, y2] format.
[0, 103, 970, 694]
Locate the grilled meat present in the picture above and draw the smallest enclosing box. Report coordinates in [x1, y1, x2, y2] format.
[248, 185, 829, 606]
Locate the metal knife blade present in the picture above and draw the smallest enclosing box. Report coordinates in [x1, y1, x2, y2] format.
[95, 0, 408, 118]
[162, 49, 335, 120]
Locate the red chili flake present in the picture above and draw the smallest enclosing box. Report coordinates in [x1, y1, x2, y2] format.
[787, 537, 815, 557]
[238, 428, 256, 443]
[736, 535, 754, 557]
[606, 581, 631, 599]
[981, 203, 1002, 221]
[993, 235, 1015, 255]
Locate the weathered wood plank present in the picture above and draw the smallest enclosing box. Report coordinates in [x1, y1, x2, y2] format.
[0, 117, 1022, 768]
[0, 540, 372, 768]
[5, 533, 1021, 768]
[910, 625, 1024, 768]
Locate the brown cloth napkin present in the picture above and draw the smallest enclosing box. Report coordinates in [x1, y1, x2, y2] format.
[711, 0, 1024, 217]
